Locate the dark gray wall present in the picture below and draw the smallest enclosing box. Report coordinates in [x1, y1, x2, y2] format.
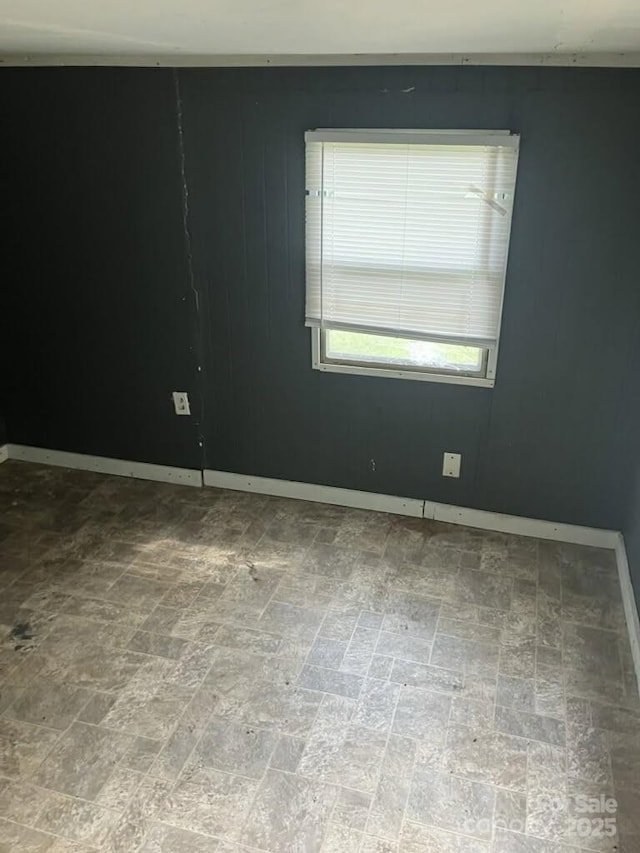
[622, 327, 640, 602]
[179, 66, 640, 530]
[2, 66, 639, 549]
[2, 69, 202, 469]
[626, 469, 640, 598]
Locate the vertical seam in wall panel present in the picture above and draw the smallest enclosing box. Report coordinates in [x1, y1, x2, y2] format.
[174, 70, 206, 471]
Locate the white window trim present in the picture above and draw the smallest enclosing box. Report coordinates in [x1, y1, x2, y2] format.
[311, 328, 497, 388]
[305, 127, 518, 388]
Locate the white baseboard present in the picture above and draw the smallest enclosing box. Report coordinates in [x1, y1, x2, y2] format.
[615, 534, 640, 694]
[203, 470, 424, 517]
[203, 468, 618, 547]
[0, 444, 8, 464]
[7, 444, 202, 487]
[428, 502, 619, 549]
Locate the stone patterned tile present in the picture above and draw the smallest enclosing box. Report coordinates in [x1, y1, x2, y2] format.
[237, 681, 323, 736]
[496, 674, 535, 712]
[566, 724, 611, 786]
[318, 822, 362, 852]
[359, 610, 384, 629]
[2, 680, 92, 730]
[495, 705, 566, 746]
[34, 722, 133, 799]
[563, 666, 627, 705]
[341, 626, 379, 675]
[61, 644, 146, 692]
[319, 609, 360, 641]
[0, 777, 50, 826]
[527, 741, 567, 791]
[95, 766, 143, 811]
[608, 729, 640, 793]
[324, 512, 391, 554]
[535, 665, 566, 718]
[381, 591, 440, 640]
[126, 631, 188, 659]
[240, 769, 337, 852]
[299, 717, 388, 793]
[564, 780, 621, 852]
[308, 636, 348, 668]
[0, 818, 57, 852]
[431, 634, 499, 674]
[443, 724, 528, 791]
[257, 600, 325, 642]
[302, 543, 361, 580]
[499, 637, 537, 679]
[0, 718, 60, 778]
[269, 733, 307, 772]
[492, 827, 574, 851]
[386, 561, 458, 601]
[461, 672, 498, 704]
[375, 631, 432, 663]
[101, 687, 187, 741]
[391, 685, 451, 743]
[360, 835, 399, 853]
[389, 658, 463, 692]
[590, 702, 640, 734]
[163, 640, 218, 691]
[454, 568, 513, 610]
[353, 677, 400, 732]
[103, 575, 171, 613]
[367, 734, 415, 839]
[103, 775, 173, 853]
[332, 787, 372, 830]
[525, 788, 568, 843]
[163, 771, 258, 840]
[407, 767, 495, 839]
[119, 736, 163, 772]
[185, 717, 279, 780]
[140, 824, 218, 852]
[563, 624, 623, 678]
[494, 788, 527, 834]
[1, 462, 637, 853]
[400, 821, 490, 852]
[449, 696, 495, 729]
[211, 623, 279, 654]
[437, 617, 500, 643]
[207, 567, 282, 622]
[368, 653, 395, 679]
[298, 664, 364, 698]
[147, 690, 214, 782]
[36, 793, 120, 847]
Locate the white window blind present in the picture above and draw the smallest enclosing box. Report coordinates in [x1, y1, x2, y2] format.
[305, 129, 519, 349]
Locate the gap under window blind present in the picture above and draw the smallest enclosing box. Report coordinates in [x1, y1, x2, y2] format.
[305, 130, 519, 348]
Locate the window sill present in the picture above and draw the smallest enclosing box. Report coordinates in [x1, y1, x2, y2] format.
[311, 329, 495, 387]
[312, 359, 495, 387]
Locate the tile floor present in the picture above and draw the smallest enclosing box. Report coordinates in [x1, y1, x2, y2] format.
[0, 460, 639, 853]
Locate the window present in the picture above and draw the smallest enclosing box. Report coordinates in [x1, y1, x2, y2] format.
[305, 129, 520, 386]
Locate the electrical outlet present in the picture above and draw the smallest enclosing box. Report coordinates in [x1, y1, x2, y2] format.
[172, 392, 191, 416]
[442, 452, 461, 478]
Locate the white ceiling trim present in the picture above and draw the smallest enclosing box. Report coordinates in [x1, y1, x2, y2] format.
[2, 51, 640, 67]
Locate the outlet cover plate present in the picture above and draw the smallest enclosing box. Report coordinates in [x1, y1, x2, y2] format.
[443, 452, 461, 478]
[172, 392, 191, 415]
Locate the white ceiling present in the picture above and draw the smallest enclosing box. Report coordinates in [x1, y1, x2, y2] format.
[0, 0, 639, 59]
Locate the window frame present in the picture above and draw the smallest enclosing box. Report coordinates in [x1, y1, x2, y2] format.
[305, 127, 518, 388]
[312, 328, 498, 387]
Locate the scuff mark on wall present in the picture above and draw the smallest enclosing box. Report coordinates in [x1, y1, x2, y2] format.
[174, 69, 206, 470]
